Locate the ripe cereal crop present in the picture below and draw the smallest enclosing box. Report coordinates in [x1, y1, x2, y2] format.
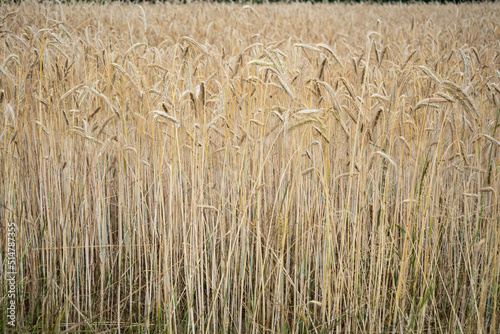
[1, 2, 499, 333]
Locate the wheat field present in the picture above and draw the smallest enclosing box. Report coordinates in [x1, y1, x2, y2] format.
[1, 1, 499, 333]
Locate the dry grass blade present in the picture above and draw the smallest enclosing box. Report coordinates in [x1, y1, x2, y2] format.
[59, 84, 84, 102]
[151, 110, 180, 126]
[88, 86, 120, 118]
[481, 133, 500, 148]
[297, 109, 321, 114]
[239, 5, 260, 17]
[373, 151, 398, 171]
[414, 97, 450, 110]
[443, 80, 480, 119]
[317, 43, 344, 68]
[179, 36, 209, 55]
[275, 74, 295, 100]
[111, 62, 141, 91]
[247, 60, 273, 67]
[294, 43, 321, 52]
[418, 65, 442, 84]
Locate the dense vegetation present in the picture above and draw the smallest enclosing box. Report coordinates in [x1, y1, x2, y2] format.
[1, 2, 499, 333]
